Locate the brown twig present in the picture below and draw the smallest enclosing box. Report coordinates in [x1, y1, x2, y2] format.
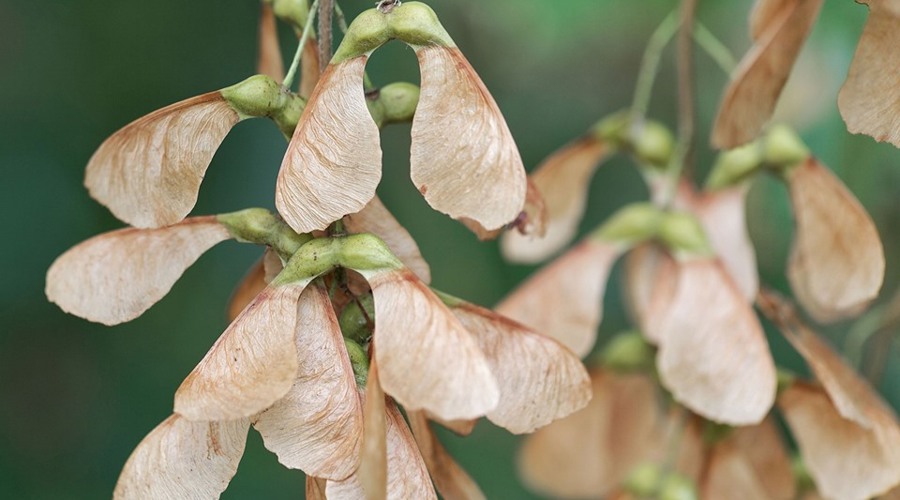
[676, 0, 697, 176]
[756, 287, 802, 333]
[317, 0, 334, 74]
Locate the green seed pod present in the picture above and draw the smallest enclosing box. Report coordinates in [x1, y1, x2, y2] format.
[343, 338, 370, 387]
[764, 124, 809, 170]
[364, 82, 419, 129]
[265, 0, 310, 32]
[221, 74, 285, 118]
[624, 463, 663, 497]
[218, 208, 280, 242]
[339, 294, 375, 344]
[593, 202, 663, 246]
[706, 141, 764, 190]
[600, 331, 655, 373]
[658, 211, 714, 258]
[659, 472, 698, 500]
[591, 112, 674, 168]
[331, 9, 392, 63]
[217, 208, 310, 259]
[274, 238, 342, 285]
[379, 82, 420, 124]
[389, 1, 455, 47]
[338, 233, 404, 271]
[633, 120, 675, 167]
[592, 111, 630, 147]
[270, 93, 307, 138]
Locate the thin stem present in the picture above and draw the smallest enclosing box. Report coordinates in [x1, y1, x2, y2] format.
[676, 0, 697, 175]
[630, 13, 731, 125]
[334, 0, 349, 33]
[282, 0, 320, 91]
[661, 406, 688, 473]
[845, 304, 886, 368]
[327, 271, 342, 304]
[318, 0, 335, 74]
[755, 288, 896, 386]
[864, 286, 900, 383]
[351, 293, 375, 332]
[630, 10, 679, 124]
[864, 328, 895, 385]
[330, 218, 346, 236]
[658, 0, 698, 208]
[845, 285, 900, 381]
[693, 22, 736, 74]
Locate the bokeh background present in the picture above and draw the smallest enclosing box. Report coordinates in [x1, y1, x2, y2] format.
[1, 0, 898, 498]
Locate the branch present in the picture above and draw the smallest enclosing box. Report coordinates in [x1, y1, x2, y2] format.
[317, 0, 335, 74]
[676, 0, 697, 174]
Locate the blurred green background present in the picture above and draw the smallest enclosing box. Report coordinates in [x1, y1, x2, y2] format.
[1, 0, 898, 498]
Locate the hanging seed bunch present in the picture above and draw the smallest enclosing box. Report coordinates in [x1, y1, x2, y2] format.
[502, 0, 900, 498]
[45, 1, 592, 498]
